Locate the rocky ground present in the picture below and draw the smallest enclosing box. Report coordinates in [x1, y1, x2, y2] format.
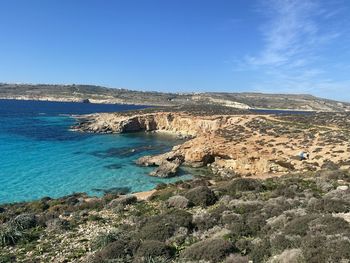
[1, 107, 350, 262]
[72, 107, 350, 178]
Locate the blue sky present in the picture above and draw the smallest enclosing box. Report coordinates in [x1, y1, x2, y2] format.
[0, 0, 349, 101]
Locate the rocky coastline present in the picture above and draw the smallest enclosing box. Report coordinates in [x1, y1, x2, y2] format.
[72, 110, 350, 179]
[2, 108, 350, 262]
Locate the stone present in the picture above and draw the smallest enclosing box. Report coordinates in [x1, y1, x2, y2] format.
[267, 248, 305, 263]
[167, 195, 190, 209]
[337, 185, 349, 191]
[46, 218, 70, 231]
[107, 195, 137, 208]
[149, 160, 180, 178]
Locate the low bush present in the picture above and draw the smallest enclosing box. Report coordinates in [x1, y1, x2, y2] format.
[0, 225, 22, 247]
[192, 210, 220, 231]
[249, 238, 271, 263]
[301, 233, 350, 263]
[224, 178, 263, 195]
[308, 215, 350, 235]
[269, 233, 301, 254]
[228, 214, 265, 239]
[181, 238, 234, 262]
[283, 214, 318, 236]
[135, 240, 174, 259]
[308, 198, 350, 213]
[92, 229, 129, 251]
[92, 239, 138, 263]
[9, 214, 37, 231]
[184, 186, 217, 207]
[138, 209, 192, 241]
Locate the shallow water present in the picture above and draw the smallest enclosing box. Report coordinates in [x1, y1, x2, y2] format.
[0, 100, 191, 204]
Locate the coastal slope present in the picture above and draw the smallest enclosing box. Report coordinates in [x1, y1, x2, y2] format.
[73, 109, 350, 178]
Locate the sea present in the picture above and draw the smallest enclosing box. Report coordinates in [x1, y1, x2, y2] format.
[0, 99, 191, 204]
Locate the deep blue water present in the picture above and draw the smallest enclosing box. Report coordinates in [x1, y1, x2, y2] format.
[0, 100, 191, 204]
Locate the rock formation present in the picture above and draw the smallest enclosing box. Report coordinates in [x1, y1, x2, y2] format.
[73, 111, 350, 178]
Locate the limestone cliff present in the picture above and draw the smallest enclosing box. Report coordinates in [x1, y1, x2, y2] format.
[73, 111, 350, 178]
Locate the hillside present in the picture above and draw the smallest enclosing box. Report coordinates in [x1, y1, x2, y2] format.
[0, 83, 349, 112]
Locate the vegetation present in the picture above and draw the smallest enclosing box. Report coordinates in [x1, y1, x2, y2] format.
[0, 167, 349, 262]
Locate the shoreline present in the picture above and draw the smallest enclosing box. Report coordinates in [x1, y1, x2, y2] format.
[0, 97, 342, 113]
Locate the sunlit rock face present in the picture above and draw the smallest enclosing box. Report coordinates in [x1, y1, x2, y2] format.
[73, 111, 350, 177]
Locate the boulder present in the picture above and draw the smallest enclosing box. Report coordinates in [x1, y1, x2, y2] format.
[107, 195, 137, 208]
[167, 195, 190, 209]
[267, 248, 305, 263]
[337, 185, 349, 191]
[149, 160, 180, 178]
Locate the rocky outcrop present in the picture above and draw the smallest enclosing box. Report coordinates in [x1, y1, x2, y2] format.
[73, 112, 226, 136]
[73, 111, 350, 178]
[167, 196, 190, 209]
[149, 160, 181, 178]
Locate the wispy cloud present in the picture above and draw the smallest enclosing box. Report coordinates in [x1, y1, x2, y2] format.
[238, 0, 350, 101]
[247, 0, 322, 67]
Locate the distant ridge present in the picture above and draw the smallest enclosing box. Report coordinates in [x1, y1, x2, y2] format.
[0, 83, 349, 112]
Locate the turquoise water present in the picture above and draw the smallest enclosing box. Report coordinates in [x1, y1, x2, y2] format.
[0, 100, 191, 204]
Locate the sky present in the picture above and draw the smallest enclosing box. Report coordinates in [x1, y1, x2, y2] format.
[0, 0, 349, 101]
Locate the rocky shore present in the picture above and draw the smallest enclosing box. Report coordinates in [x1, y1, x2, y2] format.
[72, 110, 350, 178]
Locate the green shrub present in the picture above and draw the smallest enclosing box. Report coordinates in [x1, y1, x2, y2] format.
[92, 239, 138, 262]
[192, 211, 220, 232]
[308, 215, 350, 235]
[226, 212, 265, 239]
[283, 214, 318, 236]
[302, 233, 350, 263]
[317, 169, 350, 181]
[235, 238, 252, 255]
[26, 200, 49, 212]
[0, 225, 22, 247]
[9, 214, 37, 231]
[149, 188, 177, 202]
[135, 240, 175, 259]
[0, 254, 16, 263]
[308, 198, 350, 213]
[184, 186, 217, 207]
[138, 210, 192, 241]
[270, 234, 301, 253]
[181, 238, 234, 262]
[92, 229, 129, 251]
[225, 178, 263, 195]
[249, 238, 271, 263]
[230, 201, 263, 214]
